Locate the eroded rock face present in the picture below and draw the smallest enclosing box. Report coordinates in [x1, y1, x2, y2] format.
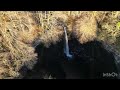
[0, 11, 118, 79]
[81, 41, 118, 79]
[102, 41, 120, 79]
[24, 38, 118, 79]
[22, 11, 119, 79]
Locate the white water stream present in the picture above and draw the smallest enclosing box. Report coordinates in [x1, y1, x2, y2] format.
[63, 26, 73, 60]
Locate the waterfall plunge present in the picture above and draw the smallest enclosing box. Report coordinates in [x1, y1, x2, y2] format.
[63, 26, 73, 60]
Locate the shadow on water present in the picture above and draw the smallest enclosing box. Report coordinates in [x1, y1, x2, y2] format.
[23, 38, 118, 79]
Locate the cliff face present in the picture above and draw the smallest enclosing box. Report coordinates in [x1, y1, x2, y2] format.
[102, 42, 120, 78]
[23, 38, 118, 79]
[0, 11, 120, 79]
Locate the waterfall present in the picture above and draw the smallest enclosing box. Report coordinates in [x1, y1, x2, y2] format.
[63, 26, 73, 60]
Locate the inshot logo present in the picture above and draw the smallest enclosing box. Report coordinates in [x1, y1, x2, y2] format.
[103, 72, 118, 77]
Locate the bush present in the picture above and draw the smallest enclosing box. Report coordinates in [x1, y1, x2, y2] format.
[72, 12, 97, 44]
[0, 11, 120, 79]
[0, 11, 40, 79]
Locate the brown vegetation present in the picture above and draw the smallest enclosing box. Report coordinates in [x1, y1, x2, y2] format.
[72, 12, 97, 44]
[0, 11, 120, 79]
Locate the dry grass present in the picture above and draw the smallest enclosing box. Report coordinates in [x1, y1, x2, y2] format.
[72, 12, 97, 44]
[96, 11, 120, 51]
[0, 11, 120, 79]
[0, 11, 40, 79]
[39, 29, 63, 47]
